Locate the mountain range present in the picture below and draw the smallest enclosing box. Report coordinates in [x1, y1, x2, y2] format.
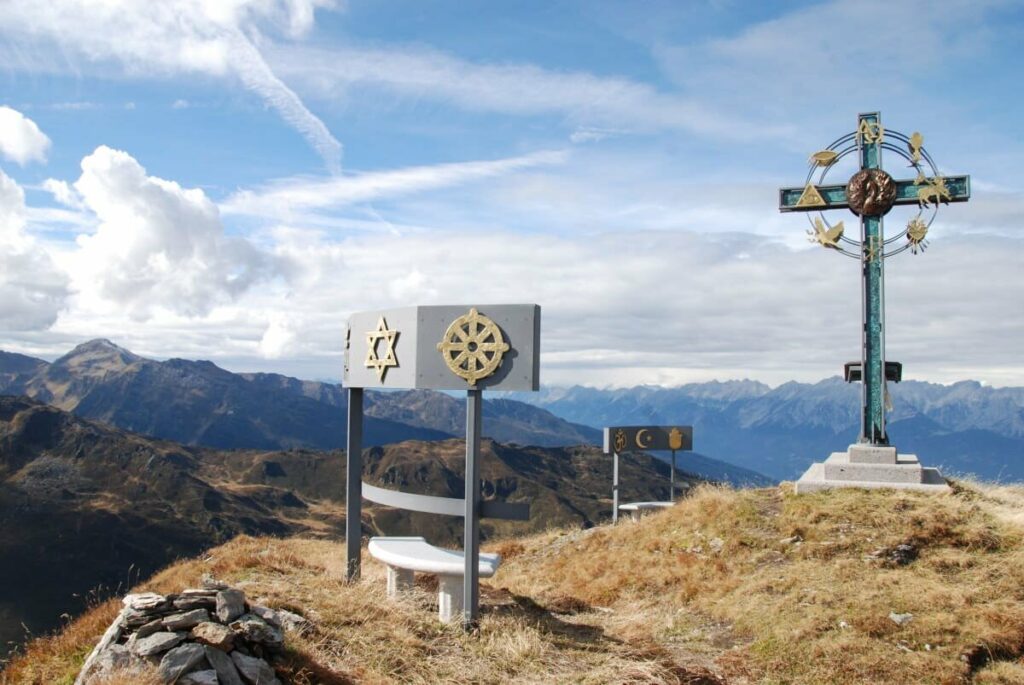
[0, 340, 765, 485]
[4, 339, 1021, 483]
[514, 379, 1024, 481]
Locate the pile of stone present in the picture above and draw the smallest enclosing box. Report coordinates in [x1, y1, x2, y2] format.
[76, 577, 308, 685]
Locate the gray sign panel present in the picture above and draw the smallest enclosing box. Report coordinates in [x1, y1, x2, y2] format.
[603, 425, 694, 453]
[344, 304, 540, 392]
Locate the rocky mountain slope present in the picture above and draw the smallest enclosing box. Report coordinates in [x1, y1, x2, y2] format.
[0, 340, 764, 485]
[0, 397, 691, 661]
[517, 379, 1024, 481]
[0, 340, 599, 450]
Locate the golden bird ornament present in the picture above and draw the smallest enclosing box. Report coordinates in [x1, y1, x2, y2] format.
[808, 218, 844, 248]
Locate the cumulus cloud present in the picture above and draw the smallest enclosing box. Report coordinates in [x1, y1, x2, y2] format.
[258, 313, 297, 358]
[0, 1, 342, 172]
[0, 106, 52, 165]
[69, 146, 273, 319]
[0, 169, 69, 329]
[42, 178, 84, 209]
[221, 149, 568, 218]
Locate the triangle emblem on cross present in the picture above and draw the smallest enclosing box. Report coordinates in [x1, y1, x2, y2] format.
[794, 183, 827, 208]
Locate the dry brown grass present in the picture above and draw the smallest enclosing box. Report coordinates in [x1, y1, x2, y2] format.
[6, 480, 1024, 684]
[497, 482, 1024, 684]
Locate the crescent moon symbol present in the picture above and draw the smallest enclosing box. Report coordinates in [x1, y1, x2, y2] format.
[635, 428, 652, 448]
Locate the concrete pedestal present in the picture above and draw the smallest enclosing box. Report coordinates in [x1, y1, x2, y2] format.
[794, 444, 950, 494]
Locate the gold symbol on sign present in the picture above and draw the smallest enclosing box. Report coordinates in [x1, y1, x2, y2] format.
[613, 429, 627, 453]
[794, 183, 826, 208]
[914, 170, 928, 185]
[908, 131, 924, 165]
[857, 119, 884, 145]
[808, 218, 845, 248]
[635, 428, 653, 449]
[669, 427, 684, 450]
[365, 316, 399, 382]
[808, 150, 838, 167]
[917, 176, 951, 208]
[436, 308, 510, 387]
[907, 218, 929, 254]
[865, 235, 882, 263]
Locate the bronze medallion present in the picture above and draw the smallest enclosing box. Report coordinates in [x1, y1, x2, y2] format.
[846, 169, 897, 216]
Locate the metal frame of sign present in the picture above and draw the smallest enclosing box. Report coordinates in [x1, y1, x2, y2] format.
[344, 304, 540, 629]
[602, 425, 694, 523]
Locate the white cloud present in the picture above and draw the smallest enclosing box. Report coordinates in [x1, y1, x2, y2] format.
[266, 225, 1016, 387]
[0, 0, 342, 172]
[258, 313, 297, 358]
[69, 145, 274, 319]
[0, 169, 69, 329]
[0, 106, 52, 165]
[221, 149, 569, 218]
[42, 178, 84, 209]
[269, 43, 797, 143]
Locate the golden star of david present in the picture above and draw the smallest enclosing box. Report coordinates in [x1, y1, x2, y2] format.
[365, 316, 399, 382]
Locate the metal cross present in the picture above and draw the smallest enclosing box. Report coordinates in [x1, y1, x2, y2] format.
[779, 112, 970, 445]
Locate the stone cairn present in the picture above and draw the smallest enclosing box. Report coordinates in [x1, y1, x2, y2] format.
[75, 576, 308, 685]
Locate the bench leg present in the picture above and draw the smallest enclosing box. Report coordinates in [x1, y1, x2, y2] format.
[386, 566, 414, 597]
[436, 574, 464, 623]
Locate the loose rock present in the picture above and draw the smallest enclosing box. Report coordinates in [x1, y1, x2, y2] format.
[123, 593, 167, 611]
[202, 574, 229, 590]
[180, 670, 219, 685]
[230, 614, 283, 647]
[130, 631, 186, 657]
[158, 642, 207, 683]
[231, 651, 282, 685]
[276, 609, 310, 633]
[174, 594, 217, 611]
[889, 612, 914, 626]
[162, 608, 210, 631]
[93, 643, 132, 674]
[205, 645, 246, 685]
[192, 621, 235, 651]
[217, 589, 247, 623]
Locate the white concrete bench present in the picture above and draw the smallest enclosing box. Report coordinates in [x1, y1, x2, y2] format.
[367, 536, 501, 623]
[618, 501, 674, 522]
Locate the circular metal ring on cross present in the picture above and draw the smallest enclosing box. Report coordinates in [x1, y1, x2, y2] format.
[436, 308, 510, 386]
[801, 127, 945, 259]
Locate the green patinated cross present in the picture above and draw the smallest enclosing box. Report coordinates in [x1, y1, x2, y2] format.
[779, 112, 970, 445]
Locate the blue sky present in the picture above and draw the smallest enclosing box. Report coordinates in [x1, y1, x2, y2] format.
[0, 0, 1022, 387]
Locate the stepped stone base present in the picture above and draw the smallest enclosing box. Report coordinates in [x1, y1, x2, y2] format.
[794, 444, 950, 494]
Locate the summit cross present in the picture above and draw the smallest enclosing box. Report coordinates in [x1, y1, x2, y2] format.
[779, 112, 970, 446]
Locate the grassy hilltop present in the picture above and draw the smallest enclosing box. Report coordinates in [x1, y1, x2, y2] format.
[5, 481, 1024, 684]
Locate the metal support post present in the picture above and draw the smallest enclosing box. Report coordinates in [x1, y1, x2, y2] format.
[670, 449, 676, 502]
[345, 387, 363, 581]
[463, 388, 482, 629]
[612, 451, 619, 523]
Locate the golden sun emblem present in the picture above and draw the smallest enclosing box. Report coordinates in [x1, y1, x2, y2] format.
[365, 316, 399, 381]
[907, 218, 929, 254]
[436, 308, 510, 387]
[669, 427, 684, 451]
